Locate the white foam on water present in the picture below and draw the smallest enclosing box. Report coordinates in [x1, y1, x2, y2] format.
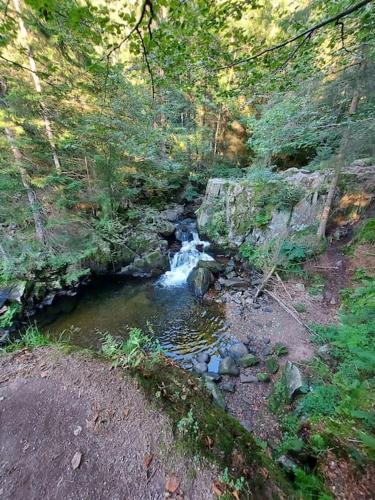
[159, 226, 213, 287]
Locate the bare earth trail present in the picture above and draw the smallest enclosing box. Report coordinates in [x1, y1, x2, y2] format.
[0, 348, 216, 500]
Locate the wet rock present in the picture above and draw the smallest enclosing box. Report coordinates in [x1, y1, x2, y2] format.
[266, 356, 279, 374]
[187, 267, 214, 298]
[197, 260, 225, 274]
[196, 352, 211, 364]
[193, 361, 208, 375]
[221, 382, 235, 393]
[204, 372, 222, 383]
[257, 372, 271, 383]
[206, 381, 226, 410]
[277, 455, 297, 474]
[218, 356, 240, 376]
[283, 361, 305, 400]
[228, 342, 248, 361]
[240, 374, 258, 384]
[239, 354, 259, 368]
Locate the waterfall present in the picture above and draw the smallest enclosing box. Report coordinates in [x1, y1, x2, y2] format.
[159, 220, 213, 287]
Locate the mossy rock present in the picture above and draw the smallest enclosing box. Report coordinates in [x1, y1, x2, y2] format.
[239, 354, 259, 368]
[187, 267, 214, 298]
[266, 356, 279, 374]
[257, 372, 271, 383]
[274, 342, 288, 357]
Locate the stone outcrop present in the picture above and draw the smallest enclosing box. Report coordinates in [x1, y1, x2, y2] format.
[197, 162, 374, 249]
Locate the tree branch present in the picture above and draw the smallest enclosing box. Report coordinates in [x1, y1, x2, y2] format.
[136, 27, 155, 100]
[214, 0, 372, 71]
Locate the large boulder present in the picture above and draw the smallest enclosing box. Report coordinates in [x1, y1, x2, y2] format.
[120, 250, 169, 278]
[187, 267, 214, 298]
[218, 356, 240, 376]
[197, 260, 225, 274]
[283, 361, 305, 400]
[0, 281, 29, 305]
[228, 342, 248, 361]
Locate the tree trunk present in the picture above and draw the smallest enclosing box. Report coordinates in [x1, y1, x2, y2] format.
[4, 127, 47, 245]
[212, 111, 221, 157]
[316, 92, 360, 239]
[13, 0, 61, 174]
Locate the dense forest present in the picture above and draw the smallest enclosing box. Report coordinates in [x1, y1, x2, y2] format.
[0, 0, 374, 499]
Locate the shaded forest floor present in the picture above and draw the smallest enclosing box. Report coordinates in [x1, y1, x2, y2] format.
[0, 348, 217, 500]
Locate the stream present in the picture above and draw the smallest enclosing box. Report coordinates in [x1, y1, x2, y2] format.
[41, 221, 231, 370]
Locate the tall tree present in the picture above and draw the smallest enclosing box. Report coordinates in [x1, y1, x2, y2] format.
[12, 0, 62, 174]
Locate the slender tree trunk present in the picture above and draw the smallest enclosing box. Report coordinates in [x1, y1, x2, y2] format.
[4, 127, 47, 245]
[317, 92, 360, 239]
[13, 0, 61, 174]
[212, 111, 221, 157]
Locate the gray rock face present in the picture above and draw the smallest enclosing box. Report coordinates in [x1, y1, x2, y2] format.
[283, 361, 305, 400]
[218, 356, 240, 376]
[193, 361, 208, 375]
[160, 204, 184, 222]
[187, 267, 213, 298]
[228, 342, 248, 361]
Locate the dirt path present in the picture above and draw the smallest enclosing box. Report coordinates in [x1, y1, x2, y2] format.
[0, 348, 216, 500]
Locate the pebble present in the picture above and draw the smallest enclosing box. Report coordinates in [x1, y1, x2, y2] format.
[73, 426, 82, 436]
[240, 420, 253, 432]
[262, 307, 273, 313]
[252, 303, 261, 310]
[263, 336, 271, 344]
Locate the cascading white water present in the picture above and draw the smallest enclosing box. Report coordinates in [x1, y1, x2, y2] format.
[159, 221, 213, 287]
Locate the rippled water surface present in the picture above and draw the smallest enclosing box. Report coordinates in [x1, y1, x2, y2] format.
[43, 278, 229, 366]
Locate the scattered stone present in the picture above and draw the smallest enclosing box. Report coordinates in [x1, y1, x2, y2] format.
[239, 354, 259, 368]
[283, 361, 305, 400]
[257, 372, 271, 383]
[240, 374, 258, 384]
[214, 282, 222, 291]
[196, 352, 210, 364]
[266, 356, 279, 374]
[193, 361, 208, 375]
[263, 336, 271, 345]
[330, 296, 337, 306]
[218, 357, 240, 376]
[218, 347, 228, 358]
[228, 342, 248, 361]
[252, 303, 261, 310]
[261, 345, 274, 357]
[240, 420, 253, 432]
[221, 382, 235, 393]
[204, 372, 222, 383]
[71, 451, 82, 470]
[206, 381, 226, 410]
[277, 455, 297, 474]
[295, 283, 305, 292]
[317, 344, 332, 362]
[73, 426, 82, 436]
[263, 307, 273, 313]
[197, 260, 225, 274]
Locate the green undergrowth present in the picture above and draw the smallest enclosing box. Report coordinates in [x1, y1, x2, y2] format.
[1, 325, 67, 353]
[268, 269, 375, 498]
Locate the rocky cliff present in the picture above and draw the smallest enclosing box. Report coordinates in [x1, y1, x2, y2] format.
[197, 162, 374, 251]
